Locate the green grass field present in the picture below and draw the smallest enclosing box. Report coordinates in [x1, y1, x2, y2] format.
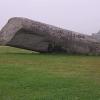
[0, 46, 100, 100]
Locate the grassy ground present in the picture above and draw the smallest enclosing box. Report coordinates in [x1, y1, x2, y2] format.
[0, 46, 100, 100]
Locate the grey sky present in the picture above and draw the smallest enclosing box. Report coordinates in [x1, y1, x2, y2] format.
[0, 0, 100, 34]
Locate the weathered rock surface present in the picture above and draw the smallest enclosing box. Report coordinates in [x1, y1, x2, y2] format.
[92, 30, 100, 42]
[0, 17, 100, 54]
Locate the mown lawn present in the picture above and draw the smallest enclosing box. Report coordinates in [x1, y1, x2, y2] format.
[0, 46, 100, 100]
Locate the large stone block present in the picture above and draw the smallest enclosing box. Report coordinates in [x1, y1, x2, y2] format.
[0, 17, 100, 54]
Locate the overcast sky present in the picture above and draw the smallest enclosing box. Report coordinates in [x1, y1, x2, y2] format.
[0, 0, 100, 35]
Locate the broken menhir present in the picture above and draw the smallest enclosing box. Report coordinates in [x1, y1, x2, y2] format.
[0, 17, 100, 54]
